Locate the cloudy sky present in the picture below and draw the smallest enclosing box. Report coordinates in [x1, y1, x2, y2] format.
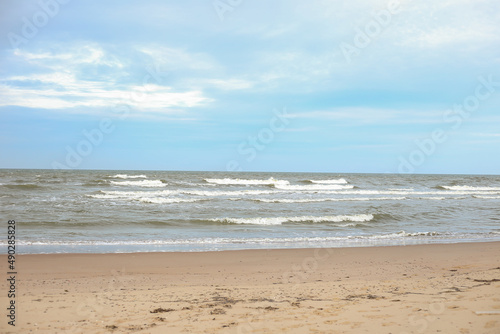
[1, 0, 499, 173]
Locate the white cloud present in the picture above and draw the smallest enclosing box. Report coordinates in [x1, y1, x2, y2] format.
[389, 1, 500, 49]
[2, 45, 213, 112]
[8, 73, 77, 87]
[0, 81, 212, 111]
[14, 45, 125, 69]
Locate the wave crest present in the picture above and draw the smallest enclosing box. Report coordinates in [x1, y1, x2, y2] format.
[110, 174, 147, 179]
[440, 185, 500, 191]
[204, 177, 290, 186]
[274, 184, 354, 191]
[137, 197, 204, 204]
[211, 214, 374, 225]
[253, 197, 406, 203]
[110, 180, 166, 188]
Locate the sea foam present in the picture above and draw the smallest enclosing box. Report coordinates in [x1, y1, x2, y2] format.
[253, 197, 406, 203]
[204, 177, 290, 186]
[441, 185, 500, 191]
[273, 184, 354, 191]
[111, 174, 147, 179]
[109, 180, 166, 187]
[212, 214, 374, 225]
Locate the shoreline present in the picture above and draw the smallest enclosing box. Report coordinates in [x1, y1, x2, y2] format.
[12, 239, 500, 255]
[14, 237, 500, 255]
[3, 241, 500, 333]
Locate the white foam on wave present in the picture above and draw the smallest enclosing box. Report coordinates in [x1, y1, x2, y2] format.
[110, 180, 166, 188]
[111, 174, 147, 179]
[366, 231, 440, 239]
[88, 194, 114, 199]
[89, 189, 276, 200]
[253, 197, 406, 203]
[186, 190, 275, 196]
[472, 195, 500, 199]
[138, 197, 204, 204]
[441, 185, 500, 191]
[88, 187, 500, 202]
[88, 190, 178, 199]
[309, 178, 348, 184]
[7, 231, 441, 247]
[88, 192, 203, 204]
[274, 184, 354, 191]
[300, 189, 500, 196]
[212, 214, 374, 225]
[419, 197, 446, 200]
[11, 231, 498, 250]
[204, 177, 290, 186]
[337, 222, 371, 227]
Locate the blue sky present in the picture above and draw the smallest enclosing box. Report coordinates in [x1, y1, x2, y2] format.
[1, 0, 499, 173]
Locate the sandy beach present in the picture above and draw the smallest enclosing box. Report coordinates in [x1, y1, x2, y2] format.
[2, 242, 500, 333]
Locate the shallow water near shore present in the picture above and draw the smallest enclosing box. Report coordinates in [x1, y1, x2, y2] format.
[1, 169, 500, 253]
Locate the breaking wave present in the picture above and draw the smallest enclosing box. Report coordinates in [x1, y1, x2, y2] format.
[109, 180, 166, 188]
[137, 197, 205, 204]
[252, 197, 406, 203]
[110, 174, 147, 179]
[439, 185, 500, 191]
[211, 214, 374, 225]
[273, 184, 354, 191]
[472, 195, 500, 199]
[204, 177, 290, 186]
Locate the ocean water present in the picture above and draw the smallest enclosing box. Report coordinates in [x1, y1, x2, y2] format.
[1, 169, 500, 254]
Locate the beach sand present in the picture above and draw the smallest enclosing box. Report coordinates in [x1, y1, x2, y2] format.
[2, 242, 500, 333]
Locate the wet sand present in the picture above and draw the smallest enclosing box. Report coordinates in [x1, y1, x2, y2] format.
[1, 242, 500, 333]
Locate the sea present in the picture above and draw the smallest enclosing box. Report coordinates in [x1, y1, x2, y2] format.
[1, 169, 500, 254]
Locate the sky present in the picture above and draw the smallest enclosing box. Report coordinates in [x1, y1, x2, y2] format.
[0, 0, 499, 174]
